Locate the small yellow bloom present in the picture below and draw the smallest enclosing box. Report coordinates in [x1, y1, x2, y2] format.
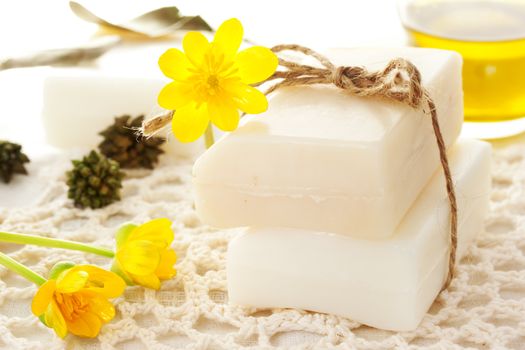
[112, 218, 177, 290]
[158, 18, 278, 142]
[31, 264, 125, 338]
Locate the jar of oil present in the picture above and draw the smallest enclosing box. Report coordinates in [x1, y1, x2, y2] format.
[399, 0, 525, 139]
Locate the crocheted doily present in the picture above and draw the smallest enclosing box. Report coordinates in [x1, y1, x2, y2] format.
[0, 143, 524, 350]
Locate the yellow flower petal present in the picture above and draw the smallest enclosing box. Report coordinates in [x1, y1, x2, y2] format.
[45, 300, 68, 339]
[155, 249, 177, 280]
[213, 18, 243, 59]
[32, 280, 56, 316]
[117, 240, 160, 276]
[236, 46, 278, 84]
[207, 98, 240, 131]
[158, 81, 194, 110]
[66, 311, 102, 338]
[228, 83, 268, 114]
[73, 265, 126, 299]
[110, 259, 134, 286]
[56, 268, 88, 294]
[158, 48, 192, 81]
[157, 18, 276, 143]
[208, 97, 239, 131]
[129, 218, 174, 248]
[130, 273, 161, 290]
[171, 102, 210, 143]
[82, 292, 115, 323]
[183, 31, 209, 67]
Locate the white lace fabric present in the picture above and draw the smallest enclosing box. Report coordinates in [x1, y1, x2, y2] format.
[0, 144, 524, 350]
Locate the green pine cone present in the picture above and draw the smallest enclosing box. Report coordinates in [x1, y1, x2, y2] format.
[66, 150, 125, 209]
[0, 141, 30, 183]
[98, 115, 165, 169]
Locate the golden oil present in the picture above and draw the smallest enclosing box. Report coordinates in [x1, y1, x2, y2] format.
[400, 0, 525, 124]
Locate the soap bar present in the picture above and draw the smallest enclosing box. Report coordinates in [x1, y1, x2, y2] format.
[42, 70, 166, 147]
[194, 47, 463, 238]
[40, 42, 210, 158]
[227, 139, 491, 331]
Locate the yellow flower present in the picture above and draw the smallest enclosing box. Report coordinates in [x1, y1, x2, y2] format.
[157, 18, 278, 142]
[111, 218, 177, 290]
[31, 264, 125, 338]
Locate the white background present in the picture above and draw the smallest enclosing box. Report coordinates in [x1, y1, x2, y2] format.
[0, 0, 409, 156]
[0, 0, 405, 51]
[0, 0, 408, 155]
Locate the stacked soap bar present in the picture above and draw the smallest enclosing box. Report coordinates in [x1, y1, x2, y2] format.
[192, 48, 491, 331]
[193, 47, 463, 238]
[227, 140, 491, 331]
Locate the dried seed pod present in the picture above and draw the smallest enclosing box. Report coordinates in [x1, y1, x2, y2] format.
[99, 115, 165, 169]
[66, 151, 125, 209]
[0, 141, 30, 183]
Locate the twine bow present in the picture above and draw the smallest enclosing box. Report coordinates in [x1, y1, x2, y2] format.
[142, 44, 458, 290]
[263, 45, 424, 107]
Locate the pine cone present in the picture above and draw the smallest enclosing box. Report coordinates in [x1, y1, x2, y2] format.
[66, 151, 125, 209]
[0, 141, 30, 183]
[98, 115, 165, 169]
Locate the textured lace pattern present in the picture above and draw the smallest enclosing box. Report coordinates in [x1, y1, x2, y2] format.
[0, 145, 524, 350]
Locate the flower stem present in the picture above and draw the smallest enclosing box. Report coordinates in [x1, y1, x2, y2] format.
[0, 252, 46, 286]
[204, 123, 215, 149]
[0, 231, 115, 258]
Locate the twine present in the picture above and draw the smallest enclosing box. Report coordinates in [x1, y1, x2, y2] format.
[142, 44, 458, 290]
[266, 44, 457, 290]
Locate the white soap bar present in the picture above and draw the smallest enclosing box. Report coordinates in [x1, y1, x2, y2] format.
[194, 47, 463, 238]
[42, 70, 165, 146]
[227, 139, 491, 331]
[40, 42, 208, 158]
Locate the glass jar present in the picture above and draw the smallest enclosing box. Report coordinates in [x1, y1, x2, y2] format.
[398, 0, 525, 139]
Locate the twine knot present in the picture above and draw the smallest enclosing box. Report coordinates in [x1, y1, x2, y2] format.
[332, 66, 364, 90]
[261, 45, 429, 111]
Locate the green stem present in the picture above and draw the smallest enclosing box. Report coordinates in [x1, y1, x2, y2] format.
[0, 231, 115, 258]
[204, 123, 215, 149]
[0, 252, 46, 285]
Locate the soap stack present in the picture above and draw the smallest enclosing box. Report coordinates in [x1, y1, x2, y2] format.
[192, 48, 491, 331]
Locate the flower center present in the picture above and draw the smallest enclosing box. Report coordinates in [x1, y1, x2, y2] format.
[207, 75, 219, 89]
[55, 293, 90, 322]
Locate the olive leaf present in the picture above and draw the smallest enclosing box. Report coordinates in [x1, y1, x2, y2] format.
[0, 3, 212, 71]
[70, 1, 212, 38]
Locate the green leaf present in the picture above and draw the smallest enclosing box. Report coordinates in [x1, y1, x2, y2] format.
[39, 314, 48, 327]
[110, 260, 134, 286]
[115, 223, 137, 249]
[48, 261, 75, 280]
